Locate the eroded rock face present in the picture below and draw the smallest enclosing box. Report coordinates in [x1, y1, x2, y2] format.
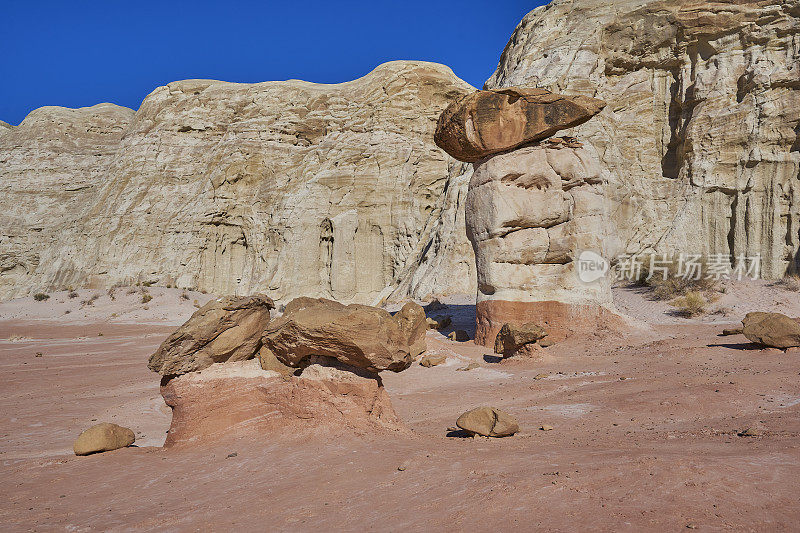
[161, 360, 407, 446]
[148, 294, 274, 377]
[487, 0, 800, 278]
[262, 297, 415, 373]
[0, 104, 135, 299]
[466, 142, 621, 345]
[0, 61, 477, 302]
[434, 88, 605, 162]
[73, 422, 135, 456]
[742, 311, 800, 349]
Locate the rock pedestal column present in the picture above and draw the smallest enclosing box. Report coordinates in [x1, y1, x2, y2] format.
[435, 87, 623, 346]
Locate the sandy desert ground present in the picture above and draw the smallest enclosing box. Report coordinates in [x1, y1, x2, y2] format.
[0, 282, 799, 531]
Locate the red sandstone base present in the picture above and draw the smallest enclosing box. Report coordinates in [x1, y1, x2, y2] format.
[474, 300, 627, 347]
[161, 368, 408, 447]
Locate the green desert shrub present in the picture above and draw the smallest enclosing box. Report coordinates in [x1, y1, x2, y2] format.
[33, 293, 50, 301]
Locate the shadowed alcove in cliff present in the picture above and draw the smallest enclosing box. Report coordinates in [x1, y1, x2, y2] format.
[318, 213, 387, 302]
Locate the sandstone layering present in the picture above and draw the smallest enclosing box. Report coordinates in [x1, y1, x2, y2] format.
[0, 61, 475, 303]
[2, 2, 799, 305]
[487, 0, 800, 278]
[149, 296, 417, 444]
[461, 131, 621, 344]
[161, 360, 407, 446]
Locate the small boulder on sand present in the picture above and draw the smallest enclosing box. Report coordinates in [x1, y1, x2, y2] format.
[419, 354, 447, 367]
[456, 407, 519, 437]
[427, 315, 452, 330]
[494, 322, 548, 357]
[448, 330, 470, 342]
[73, 422, 135, 456]
[721, 328, 743, 336]
[742, 312, 800, 349]
[394, 302, 427, 358]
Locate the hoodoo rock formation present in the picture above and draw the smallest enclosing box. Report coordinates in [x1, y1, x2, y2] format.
[487, 0, 800, 278]
[149, 296, 418, 445]
[438, 87, 621, 345]
[0, 61, 476, 303]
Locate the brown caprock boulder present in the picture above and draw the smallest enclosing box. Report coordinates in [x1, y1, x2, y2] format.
[742, 312, 800, 349]
[434, 88, 605, 162]
[148, 294, 274, 377]
[261, 297, 415, 373]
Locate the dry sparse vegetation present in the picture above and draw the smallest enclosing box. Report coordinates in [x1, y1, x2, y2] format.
[713, 306, 733, 317]
[68, 290, 78, 299]
[80, 294, 100, 308]
[141, 292, 153, 304]
[670, 291, 707, 317]
[776, 274, 800, 292]
[33, 293, 50, 301]
[180, 291, 190, 300]
[635, 254, 720, 300]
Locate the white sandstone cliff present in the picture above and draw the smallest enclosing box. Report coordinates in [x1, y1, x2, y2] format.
[487, 0, 800, 278]
[0, 61, 476, 303]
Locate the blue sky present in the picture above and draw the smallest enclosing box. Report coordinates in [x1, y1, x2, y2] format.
[1, 1, 546, 125]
